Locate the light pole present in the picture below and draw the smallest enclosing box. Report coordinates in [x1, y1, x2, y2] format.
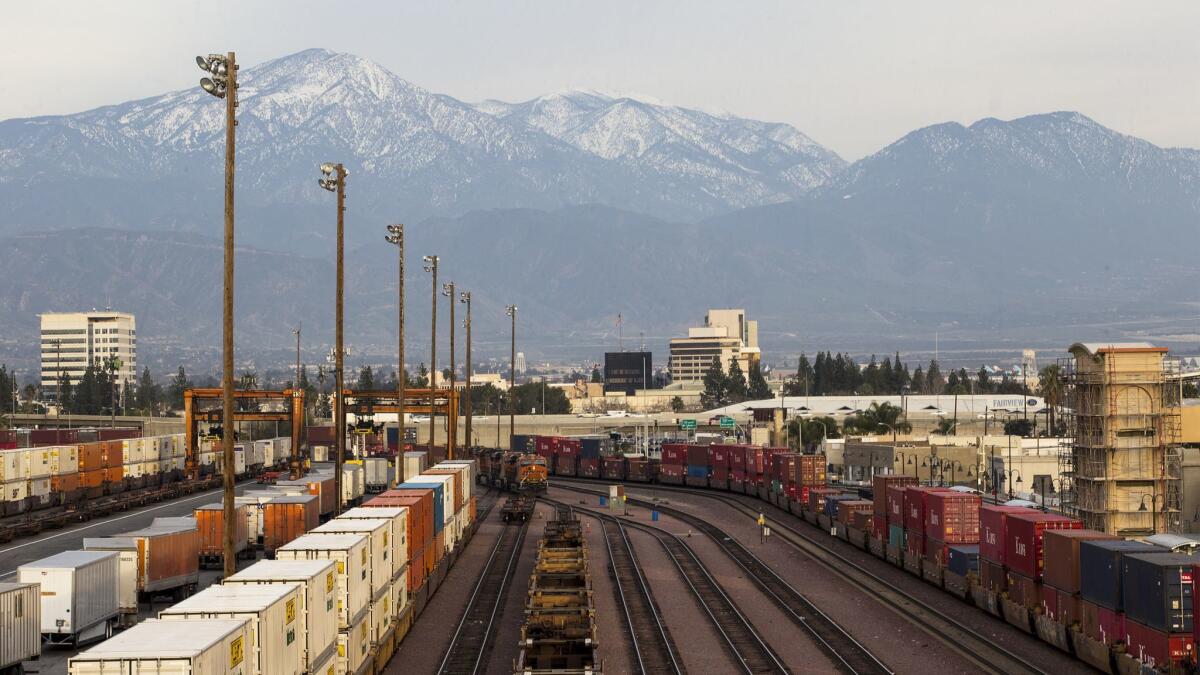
[506, 304, 517, 449]
[460, 290, 472, 453]
[385, 225, 405, 486]
[291, 324, 302, 479]
[441, 280, 455, 459]
[195, 51, 238, 578]
[423, 256, 438, 455]
[319, 161, 348, 515]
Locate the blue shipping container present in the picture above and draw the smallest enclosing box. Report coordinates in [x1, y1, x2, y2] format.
[580, 439, 601, 459]
[1079, 539, 1160, 611]
[1121, 552, 1196, 634]
[823, 494, 858, 518]
[511, 434, 533, 452]
[888, 524, 905, 549]
[946, 544, 979, 577]
[400, 481, 445, 534]
[686, 465, 707, 479]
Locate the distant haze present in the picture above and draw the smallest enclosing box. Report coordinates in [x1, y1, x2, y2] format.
[4, 1, 1199, 160]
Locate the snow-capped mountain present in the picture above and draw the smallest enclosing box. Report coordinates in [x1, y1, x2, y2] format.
[476, 89, 846, 206]
[0, 49, 844, 251]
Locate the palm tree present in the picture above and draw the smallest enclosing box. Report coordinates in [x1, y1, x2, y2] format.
[846, 402, 912, 437]
[1038, 364, 1063, 435]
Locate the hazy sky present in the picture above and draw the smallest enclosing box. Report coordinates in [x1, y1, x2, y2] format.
[5, 1, 1198, 160]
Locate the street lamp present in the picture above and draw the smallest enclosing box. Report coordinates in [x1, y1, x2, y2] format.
[423, 256, 439, 455]
[195, 51, 239, 578]
[460, 290, 472, 453]
[441, 280, 456, 458]
[1006, 470, 1024, 499]
[1138, 493, 1169, 533]
[320, 161, 348, 515]
[384, 224, 405, 486]
[506, 304, 517, 449]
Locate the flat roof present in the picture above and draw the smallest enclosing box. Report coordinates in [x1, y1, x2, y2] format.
[72, 619, 248, 658]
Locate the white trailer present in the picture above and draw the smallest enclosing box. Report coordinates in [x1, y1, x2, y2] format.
[68, 618, 252, 675]
[0, 582, 40, 675]
[18, 550, 119, 646]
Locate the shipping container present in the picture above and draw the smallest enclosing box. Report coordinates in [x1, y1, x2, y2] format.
[402, 452, 427, 480]
[1004, 512, 1082, 580]
[1079, 539, 1161, 611]
[195, 503, 250, 563]
[978, 504, 1033, 565]
[1042, 529, 1119, 595]
[338, 610, 372, 675]
[276, 533, 371, 629]
[885, 485, 906, 525]
[338, 506, 409, 582]
[366, 490, 433, 585]
[262, 494, 320, 555]
[979, 559, 1006, 593]
[578, 457, 600, 478]
[872, 474, 916, 516]
[159, 583, 305, 675]
[0, 582, 40, 672]
[1121, 552, 1195, 634]
[902, 486, 954, 537]
[313, 518, 392, 599]
[342, 464, 365, 504]
[660, 443, 686, 466]
[1125, 618, 1195, 670]
[18, 550, 119, 644]
[923, 491, 980, 544]
[68, 618, 252, 675]
[658, 462, 683, 485]
[1006, 569, 1039, 609]
[400, 478, 447, 535]
[83, 524, 200, 598]
[225, 560, 339, 673]
[363, 457, 389, 491]
[946, 544, 979, 577]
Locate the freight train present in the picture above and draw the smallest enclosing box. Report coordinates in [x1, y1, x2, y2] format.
[476, 450, 549, 494]
[14, 459, 479, 675]
[523, 435, 1199, 675]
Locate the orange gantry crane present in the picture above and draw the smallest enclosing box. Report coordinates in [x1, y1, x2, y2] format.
[340, 388, 460, 459]
[183, 388, 305, 481]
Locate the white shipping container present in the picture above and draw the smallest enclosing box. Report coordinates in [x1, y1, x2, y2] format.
[200, 451, 217, 467]
[312, 519, 391, 599]
[311, 446, 329, 463]
[159, 583, 304, 675]
[363, 458, 389, 487]
[401, 452, 426, 481]
[29, 477, 51, 498]
[0, 582, 40, 671]
[123, 461, 144, 479]
[391, 570, 407, 617]
[172, 434, 187, 459]
[341, 465, 364, 503]
[337, 612, 371, 675]
[27, 448, 53, 479]
[311, 647, 337, 675]
[143, 460, 160, 476]
[69, 618, 252, 675]
[225, 560, 339, 673]
[439, 459, 478, 490]
[338, 507, 408, 582]
[82, 542, 138, 615]
[18, 550, 119, 641]
[254, 440, 273, 468]
[121, 438, 143, 464]
[157, 437, 173, 461]
[275, 533, 370, 630]
[369, 591, 392, 643]
[3, 479, 28, 503]
[0, 449, 22, 482]
[50, 445, 80, 475]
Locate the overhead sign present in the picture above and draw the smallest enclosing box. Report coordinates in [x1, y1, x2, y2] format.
[680, 419, 697, 430]
[719, 416, 736, 430]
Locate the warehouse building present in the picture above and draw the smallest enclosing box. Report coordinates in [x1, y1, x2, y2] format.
[40, 311, 137, 400]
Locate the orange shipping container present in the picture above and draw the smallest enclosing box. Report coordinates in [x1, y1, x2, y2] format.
[80, 468, 106, 488]
[79, 442, 105, 471]
[366, 489, 434, 569]
[262, 494, 320, 554]
[194, 503, 250, 555]
[51, 473, 81, 494]
[423, 469, 464, 513]
[101, 441, 124, 468]
[105, 465, 125, 483]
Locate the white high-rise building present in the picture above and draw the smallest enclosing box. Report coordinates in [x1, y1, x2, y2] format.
[668, 308, 760, 384]
[515, 352, 527, 377]
[40, 311, 137, 399]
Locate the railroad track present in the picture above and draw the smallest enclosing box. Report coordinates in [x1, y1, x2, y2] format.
[558, 479, 1048, 675]
[543, 496, 787, 675]
[600, 516, 686, 675]
[436, 489, 529, 675]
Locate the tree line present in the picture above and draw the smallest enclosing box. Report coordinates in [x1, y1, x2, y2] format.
[782, 352, 1032, 397]
[700, 358, 772, 409]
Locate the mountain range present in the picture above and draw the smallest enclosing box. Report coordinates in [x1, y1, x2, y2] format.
[1, 48, 1199, 372]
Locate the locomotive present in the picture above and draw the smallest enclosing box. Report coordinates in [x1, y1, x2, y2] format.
[477, 450, 548, 495]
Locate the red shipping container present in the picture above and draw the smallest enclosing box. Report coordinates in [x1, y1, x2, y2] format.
[686, 444, 708, 466]
[924, 537, 950, 566]
[886, 485, 906, 525]
[871, 514, 887, 540]
[659, 462, 684, 485]
[872, 474, 917, 516]
[601, 456, 626, 480]
[903, 486, 953, 536]
[558, 439, 581, 457]
[1098, 605, 1125, 645]
[578, 457, 600, 478]
[1006, 570, 1039, 609]
[556, 455, 577, 477]
[807, 487, 841, 513]
[1057, 587, 1082, 628]
[1125, 619, 1195, 670]
[1081, 599, 1102, 642]
[979, 504, 1033, 565]
[1005, 512, 1082, 579]
[1041, 584, 1059, 621]
[661, 443, 687, 465]
[797, 454, 825, 487]
[837, 500, 873, 525]
[980, 559, 1007, 593]
[1043, 529, 1119, 594]
[729, 446, 747, 472]
[709, 445, 732, 472]
[744, 447, 764, 485]
[906, 531, 924, 558]
[924, 491, 980, 544]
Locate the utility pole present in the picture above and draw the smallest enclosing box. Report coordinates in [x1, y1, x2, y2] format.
[195, 51, 238, 578]
[460, 290, 472, 455]
[319, 162, 348, 515]
[506, 305, 518, 449]
[291, 323, 302, 480]
[423, 256, 439, 456]
[385, 225, 405, 486]
[441, 280, 456, 459]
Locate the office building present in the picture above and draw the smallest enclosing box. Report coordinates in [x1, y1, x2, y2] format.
[668, 309, 760, 383]
[40, 311, 137, 399]
[604, 351, 652, 395]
